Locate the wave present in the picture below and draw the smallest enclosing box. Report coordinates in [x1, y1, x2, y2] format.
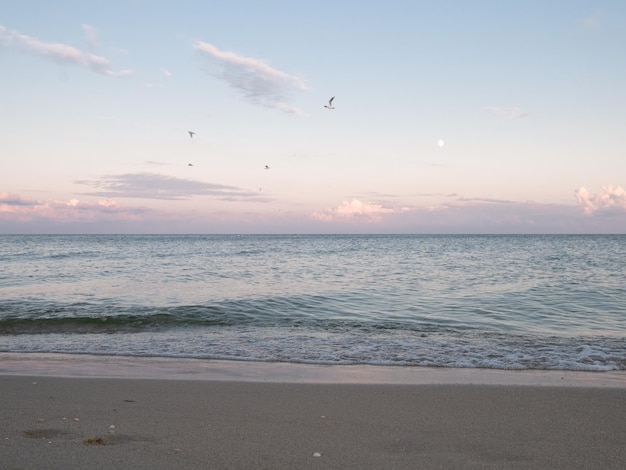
[0, 306, 256, 334]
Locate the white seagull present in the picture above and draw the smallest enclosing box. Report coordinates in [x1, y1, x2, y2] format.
[188, 131, 195, 138]
[324, 97, 335, 109]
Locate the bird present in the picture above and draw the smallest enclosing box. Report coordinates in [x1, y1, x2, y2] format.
[324, 97, 335, 109]
[188, 131, 195, 138]
[188, 163, 194, 166]
[264, 165, 270, 170]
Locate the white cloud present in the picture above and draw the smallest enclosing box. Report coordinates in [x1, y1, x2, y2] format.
[575, 185, 626, 215]
[484, 106, 527, 121]
[0, 24, 131, 77]
[311, 198, 408, 223]
[194, 41, 309, 115]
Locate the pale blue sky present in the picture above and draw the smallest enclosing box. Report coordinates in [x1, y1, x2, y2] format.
[1, 0, 625, 233]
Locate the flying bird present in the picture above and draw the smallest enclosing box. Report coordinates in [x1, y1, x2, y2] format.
[264, 165, 270, 170]
[324, 97, 335, 109]
[188, 163, 194, 166]
[188, 131, 195, 138]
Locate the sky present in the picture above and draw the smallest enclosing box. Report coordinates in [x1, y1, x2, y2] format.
[1, 0, 626, 234]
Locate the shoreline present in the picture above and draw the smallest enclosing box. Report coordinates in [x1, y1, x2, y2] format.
[2, 352, 625, 387]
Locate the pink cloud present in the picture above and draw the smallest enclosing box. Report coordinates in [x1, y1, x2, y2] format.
[575, 185, 626, 215]
[311, 199, 408, 223]
[0, 193, 144, 223]
[307, 194, 626, 234]
[0, 24, 131, 77]
[193, 41, 309, 115]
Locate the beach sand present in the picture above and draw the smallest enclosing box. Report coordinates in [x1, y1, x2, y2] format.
[1, 355, 625, 469]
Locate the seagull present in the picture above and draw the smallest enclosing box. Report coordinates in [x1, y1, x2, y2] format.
[188, 131, 195, 138]
[188, 163, 194, 166]
[324, 97, 335, 109]
[264, 165, 270, 170]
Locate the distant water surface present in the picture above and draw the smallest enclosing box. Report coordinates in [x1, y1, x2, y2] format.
[0, 234, 624, 371]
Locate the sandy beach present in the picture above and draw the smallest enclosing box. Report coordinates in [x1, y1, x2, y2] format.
[1, 355, 625, 469]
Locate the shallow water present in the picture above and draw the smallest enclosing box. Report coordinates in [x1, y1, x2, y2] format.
[1, 234, 624, 371]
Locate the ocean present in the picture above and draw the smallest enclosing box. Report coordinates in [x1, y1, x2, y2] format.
[0, 234, 624, 371]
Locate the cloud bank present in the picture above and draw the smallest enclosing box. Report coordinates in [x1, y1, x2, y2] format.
[3, 190, 626, 234]
[194, 41, 309, 115]
[76, 173, 260, 201]
[0, 24, 131, 77]
[575, 185, 626, 215]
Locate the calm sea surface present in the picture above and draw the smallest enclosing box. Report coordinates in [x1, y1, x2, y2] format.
[0, 234, 624, 371]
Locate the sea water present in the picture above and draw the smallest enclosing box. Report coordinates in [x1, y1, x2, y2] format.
[0, 234, 624, 371]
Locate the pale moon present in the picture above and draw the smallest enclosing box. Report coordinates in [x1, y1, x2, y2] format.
[437, 139, 445, 148]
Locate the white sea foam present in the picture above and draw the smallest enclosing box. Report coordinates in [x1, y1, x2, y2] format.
[0, 327, 623, 371]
